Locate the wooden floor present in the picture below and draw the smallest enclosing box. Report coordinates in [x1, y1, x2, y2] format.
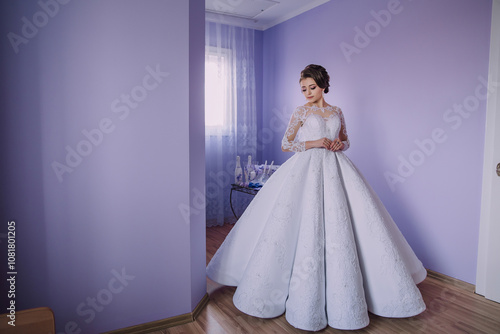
[160, 224, 500, 334]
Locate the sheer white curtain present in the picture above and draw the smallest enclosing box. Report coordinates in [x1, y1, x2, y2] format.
[205, 22, 257, 226]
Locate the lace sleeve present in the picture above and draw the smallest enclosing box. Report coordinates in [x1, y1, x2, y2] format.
[281, 107, 306, 152]
[339, 108, 350, 151]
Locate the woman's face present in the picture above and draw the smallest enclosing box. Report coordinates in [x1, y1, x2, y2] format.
[300, 77, 324, 104]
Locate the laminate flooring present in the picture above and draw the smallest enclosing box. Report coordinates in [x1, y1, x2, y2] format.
[161, 224, 500, 334]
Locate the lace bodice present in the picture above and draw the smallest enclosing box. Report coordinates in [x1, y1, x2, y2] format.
[281, 105, 350, 153]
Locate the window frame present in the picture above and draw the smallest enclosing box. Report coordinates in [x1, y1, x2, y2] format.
[205, 46, 235, 135]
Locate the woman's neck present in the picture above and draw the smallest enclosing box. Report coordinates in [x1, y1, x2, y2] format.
[308, 98, 327, 108]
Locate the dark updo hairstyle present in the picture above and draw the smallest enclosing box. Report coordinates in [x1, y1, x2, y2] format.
[299, 64, 330, 94]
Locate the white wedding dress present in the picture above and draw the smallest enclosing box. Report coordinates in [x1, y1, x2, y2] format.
[206, 105, 426, 331]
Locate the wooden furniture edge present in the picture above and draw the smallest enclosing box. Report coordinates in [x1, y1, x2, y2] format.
[104, 293, 209, 334]
[0, 306, 56, 333]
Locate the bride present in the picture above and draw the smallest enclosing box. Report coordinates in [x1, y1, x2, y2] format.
[206, 64, 427, 331]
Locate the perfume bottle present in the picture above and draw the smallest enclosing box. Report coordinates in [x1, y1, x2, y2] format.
[235, 156, 243, 185]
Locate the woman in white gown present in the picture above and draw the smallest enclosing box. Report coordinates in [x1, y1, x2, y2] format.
[206, 64, 427, 331]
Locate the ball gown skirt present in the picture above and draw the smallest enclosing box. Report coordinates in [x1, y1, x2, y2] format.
[206, 108, 427, 331]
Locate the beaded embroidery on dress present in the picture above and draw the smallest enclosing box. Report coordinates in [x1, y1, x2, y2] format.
[206, 105, 427, 331]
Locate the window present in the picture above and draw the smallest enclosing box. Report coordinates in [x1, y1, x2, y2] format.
[205, 47, 233, 131]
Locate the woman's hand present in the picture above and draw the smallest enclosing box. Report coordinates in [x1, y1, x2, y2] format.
[329, 138, 344, 152]
[305, 137, 344, 151]
[305, 137, 332, 150]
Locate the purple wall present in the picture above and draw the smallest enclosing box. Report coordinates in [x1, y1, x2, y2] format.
[262, 0, 492, 284]
[189, 0, 207, 310]
[0, 0, 205, 332]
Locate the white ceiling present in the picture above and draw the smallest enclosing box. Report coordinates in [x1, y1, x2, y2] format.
[206, 0, 331, 31]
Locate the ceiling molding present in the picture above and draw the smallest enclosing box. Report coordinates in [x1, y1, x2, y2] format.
[205, 0, 331, 31]
[260, 0, 330, 30]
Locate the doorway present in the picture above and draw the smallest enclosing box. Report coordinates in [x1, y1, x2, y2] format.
[476, 0, 500, 304]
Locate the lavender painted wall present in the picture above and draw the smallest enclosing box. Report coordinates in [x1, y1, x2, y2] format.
[262, 0, 492, 284]
[188, 0, 207, 310]
[0, 0, 205, 332]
